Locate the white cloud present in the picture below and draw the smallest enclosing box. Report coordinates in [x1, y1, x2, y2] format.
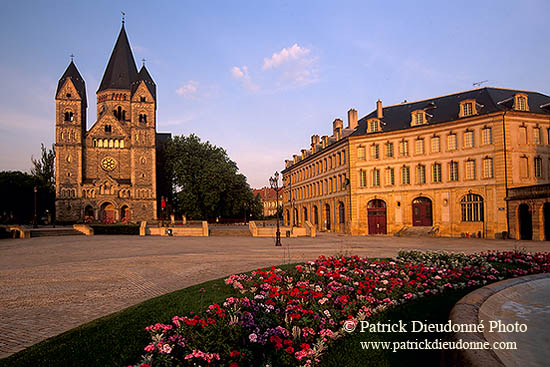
[262, 44, 310, 70]
[231, 65, 259, 92]
[176, 80, 199, 98]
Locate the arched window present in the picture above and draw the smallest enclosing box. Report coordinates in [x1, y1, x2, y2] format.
[461, 194, 484, 222]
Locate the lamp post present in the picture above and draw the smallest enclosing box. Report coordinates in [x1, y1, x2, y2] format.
[269, 172, 282, 246]
[33, 186, 38, 228]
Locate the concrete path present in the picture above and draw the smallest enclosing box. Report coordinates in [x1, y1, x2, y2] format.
[0, 234, 548, 358]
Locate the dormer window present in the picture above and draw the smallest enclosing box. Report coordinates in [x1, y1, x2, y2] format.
[515, 94, 528, 111]
[459, 99, 477, 117]
[368, 119, 381, 133]
[104, 124, 112, 133]
[411, 111, 426, 126]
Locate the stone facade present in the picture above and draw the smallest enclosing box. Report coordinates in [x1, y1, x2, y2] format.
[55, 25, 163, 223]
[282, 88, 550, 239]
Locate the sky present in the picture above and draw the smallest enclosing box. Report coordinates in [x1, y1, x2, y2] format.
[1, 1, 550, 189]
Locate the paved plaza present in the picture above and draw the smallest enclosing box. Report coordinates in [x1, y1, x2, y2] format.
[0, 234, 549, 358]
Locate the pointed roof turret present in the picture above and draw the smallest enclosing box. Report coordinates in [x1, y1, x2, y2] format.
[132, 65, 156, 101]
[97, 25, 138, 92]
[57, 60, 87, 107]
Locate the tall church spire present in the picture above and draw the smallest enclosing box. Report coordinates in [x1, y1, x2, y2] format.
[97, 24, 138, 92]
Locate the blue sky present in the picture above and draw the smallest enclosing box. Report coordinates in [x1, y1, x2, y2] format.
[1, 1, 549, 188]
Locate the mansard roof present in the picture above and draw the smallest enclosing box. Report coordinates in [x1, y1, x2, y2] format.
[57, 60, 87, 107]
[352, 87, 550, 136]
[97, 25, 139, 93]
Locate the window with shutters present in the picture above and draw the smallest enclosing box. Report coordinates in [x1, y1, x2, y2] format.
[482, 127, 492, 145]
[431, 136, 440, 153]
[534, 127, 541, 144]
[535, 157, 543, 178]
[483, 158, 493, 178]
[432, 163, 442, 183]
[385, 142, 394, 158]
[399, 140, 409, 156]
[401, 166, 410, 185]
[415, 139, 425, 155]
[386, 168, 395, 186]
[417, 165, 426, 184]
[519, 126, 527, 145]
[461, 194, 484, 222]
[358, 146, 366, 160]
[371, 144, 380, 159]
[359, 170, 367, 187]
[465, 160, 476, 180]
[449, 161, 459, 181]
[464, 130, 474, 148]
[520, 156, 528, 178]
[372, 169, 380, 187]
[447, 134, 457, 151]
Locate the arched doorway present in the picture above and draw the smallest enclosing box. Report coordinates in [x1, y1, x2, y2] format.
[519, 204, 532, 240]
[293, 208, 298, 226]
[303, 207, 308, 223]
[84, 205, 94, 221]
[412, 197, 432, 226]
[121, 205, 130, 222]
[100, 202, 115, 223]
[325, 204, 331, 230]
[544, 203, 550, 241]
[338, 202, 345, 232]
[313, 206, 319, 228]
[367, 199, 386, 234]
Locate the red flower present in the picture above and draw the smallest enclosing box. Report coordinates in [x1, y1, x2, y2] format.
[230, 350, 240, 357]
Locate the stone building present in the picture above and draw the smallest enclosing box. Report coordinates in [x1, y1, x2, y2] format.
[55, 23, 170, 222]
[253, 187, 283, 217]
[282, 87, 550, 239]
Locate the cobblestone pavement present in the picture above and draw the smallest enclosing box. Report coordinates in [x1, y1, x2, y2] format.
[0, 234, 548, 357]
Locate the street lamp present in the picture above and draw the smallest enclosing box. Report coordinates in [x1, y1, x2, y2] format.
[269, 171, 282, 246]
[33, 186, 38, 228]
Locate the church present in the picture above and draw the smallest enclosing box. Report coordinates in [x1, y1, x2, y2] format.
[55, 22, 170, 223]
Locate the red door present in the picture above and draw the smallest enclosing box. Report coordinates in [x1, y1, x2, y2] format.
[368, 200, 387, 234]
[412, 197, 432, 226]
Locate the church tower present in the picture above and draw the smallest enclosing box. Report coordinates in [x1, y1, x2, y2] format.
[55, 60, 87, 219]
[56, 22, 159, 223]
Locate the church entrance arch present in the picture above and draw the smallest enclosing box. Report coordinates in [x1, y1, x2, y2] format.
[84, 205, 94, 219]
[367, 199, 386, 234]
[412, 197, 432, 226]
[100, 202, 116, 223]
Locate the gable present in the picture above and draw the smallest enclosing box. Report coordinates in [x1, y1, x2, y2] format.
[56, 79, 81, 101]
[131, 81, 154, 103]
[87, 114, 129, 140]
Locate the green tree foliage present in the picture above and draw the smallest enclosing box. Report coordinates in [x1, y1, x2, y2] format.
[31, 143, 55, 190]
[166, 134, 262, 220]
[30, 143, 56, 222]
[0, 171, 37, 224]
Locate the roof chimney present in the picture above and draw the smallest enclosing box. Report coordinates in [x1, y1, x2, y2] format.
[333, 118, 343, 138]
[301, 149, 307, 159]
[321, 135, 328, 148]
[311, 134, 320, 146]
[347, 109, 358, 129]
[377, 99, 383, 119]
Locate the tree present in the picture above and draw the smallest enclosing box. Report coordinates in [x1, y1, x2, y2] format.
[0, 171, 38, 224]
[30, 143, 56, 222]
[31, 143, 55, 190]
[166, 134, 260, 220]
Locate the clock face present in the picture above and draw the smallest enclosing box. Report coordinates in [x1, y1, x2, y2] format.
[101, 157, 116, 171]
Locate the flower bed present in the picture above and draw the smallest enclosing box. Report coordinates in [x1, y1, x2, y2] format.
[132, 251, 550, 367]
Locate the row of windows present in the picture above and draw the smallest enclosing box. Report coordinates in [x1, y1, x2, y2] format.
[516, 126, 550, 145]
[92, 138, 125, 148]
[290, 174, 347, 201]
[519, 156, 548, 179]
[59, 130, 79, 141]
[358, 128, 493, 160]
[358, 158, 494, 187]
[289, 149, 347, 184]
